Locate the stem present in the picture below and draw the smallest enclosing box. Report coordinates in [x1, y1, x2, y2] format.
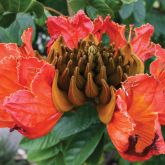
[44, 6, 64, 16]
[66, 0, 75, 16]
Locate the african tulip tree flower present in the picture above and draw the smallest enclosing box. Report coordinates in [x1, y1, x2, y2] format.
[0, 27, 62, 139]
[46, 10, 165, 161]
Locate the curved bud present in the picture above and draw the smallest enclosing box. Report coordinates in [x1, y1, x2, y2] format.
[96, 65, 107, 84]
[84, 33, 99, 45]
[52, 70, 73, 112]
[99, 79, 111, 104]
[132, 54, 144, 74]
[50, 36, 63, 56]
[68, 76, 86, 106]
[85, 72, 99, 98]
[97, 86, 116, 124]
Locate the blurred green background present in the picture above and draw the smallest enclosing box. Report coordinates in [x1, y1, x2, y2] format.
[0, 0, 165, 165]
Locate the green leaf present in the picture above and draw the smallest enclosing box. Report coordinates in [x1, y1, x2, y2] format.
[0, 27, 10, 42]
[38, 153, 65, 165]
[25, 1, 44, 18]
[0, 13, 16, 27]
[69, 0, 88, 12]
[160, 0, 165, 10]
[40, 0, 68, 15]
[20, 103, 100, 151]
[27, 145, 61, 162]
[0, 13, 35, 44]
[121, 0, 137, 4]
[86, 6, 97, 19]
[143, 155, 165, 165]
[0, 0, 44, 18]
[7, 13, 35, 45]
[88, 0, 114, 18]
[133, 0, 146, 23]
[119, 158, 130, 165]
[146, 10, 165, 37]
[63, 124, 105, 165]
[86, 135, 104, 164]
[119, 3, 134, 19]
[105, 0, 122, 13]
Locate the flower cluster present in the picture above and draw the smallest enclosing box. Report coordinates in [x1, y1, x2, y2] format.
[0, 10, 165, 161]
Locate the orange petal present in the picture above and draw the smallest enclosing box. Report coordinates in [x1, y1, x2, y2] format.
[150, 45, 165, 79]
[108, 74, 165, 161]
[104, 16, 127, 50]
[131, 24, 155, 61]
[4, 64, 63, 139]
[0, 57, 24, 127]
[20, 27, 35, 57]
[119, 121, 165, 162]
[0, 43, 20, 60]
[93, 16, 105, 42]
[18, 57, 45, 88]
[46, 10, 93, 49]
[107, 89, 135, 152]
[123, 75, 159, 152]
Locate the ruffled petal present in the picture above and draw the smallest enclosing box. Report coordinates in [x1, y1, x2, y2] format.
[150, 46, 165, 124]
[20, 27, 35, 57]
[18, 57, 45, 88]
[47, 10, 93, 49]
[150, 45, 165, 79]
[0, 57, 24, 127]
[108, 74, 165, 161]
[4, 64, 63, 139]
[0, 43, 20, 61]
[131, 24, 155, 61]
[120, 121, 165, 161]
[105, 16, 127, 50]
[107, 89, 135, 152]
[92, 16, 105, 42]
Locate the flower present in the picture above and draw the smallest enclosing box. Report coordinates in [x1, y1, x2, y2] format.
[1, 10, 165, 161]
[46, 10, 165, 161]
[0, 28, 62, 139]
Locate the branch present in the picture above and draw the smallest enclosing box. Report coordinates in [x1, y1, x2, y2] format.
[44, 6, 64, 16]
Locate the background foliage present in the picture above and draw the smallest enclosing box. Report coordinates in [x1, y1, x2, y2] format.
[0, 0, 165, 165]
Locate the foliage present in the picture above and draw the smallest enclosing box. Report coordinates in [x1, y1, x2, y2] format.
[20, 103, 105, 165]
[0, 0, 165, 165]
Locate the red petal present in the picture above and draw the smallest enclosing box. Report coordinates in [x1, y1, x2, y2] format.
[0, 57, 24, 127]
[150, 45, 165, 79]
[131, 24, 155, 61]
[47, 10, 93, 49]
[105, 16, 127, 49]
[18, 57, 45, 88]
[4, 64, 63, 139]
[108, 74, 165, 161]
[20, 27, 35, 57]
[119, 121, 165, 161]
[93, 16, 105, 42]
[107, 89, 135, 152]
[0, 44, 20, 60]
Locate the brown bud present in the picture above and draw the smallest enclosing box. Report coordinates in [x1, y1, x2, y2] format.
[52, 70, 73, 112]
[68, 76, 86, 106]
[97, 86, 116, 124]
[85, 72, 99, 98]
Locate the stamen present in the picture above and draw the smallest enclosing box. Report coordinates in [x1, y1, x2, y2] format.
[85, 72, 99, 98]
[68, 76, 86, 106]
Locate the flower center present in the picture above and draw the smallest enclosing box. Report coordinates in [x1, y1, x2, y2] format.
[48, 36, 144, 106]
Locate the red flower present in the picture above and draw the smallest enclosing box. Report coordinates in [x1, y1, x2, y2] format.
[46, 10, 106, 50]
[107, 75, 165, 161]
[0, 28, 62, 139]
[105, 17, 156, 61]
[150, 45, 165, 125]
[1, 10, 165, 162]
[46, 11, 165, 161]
